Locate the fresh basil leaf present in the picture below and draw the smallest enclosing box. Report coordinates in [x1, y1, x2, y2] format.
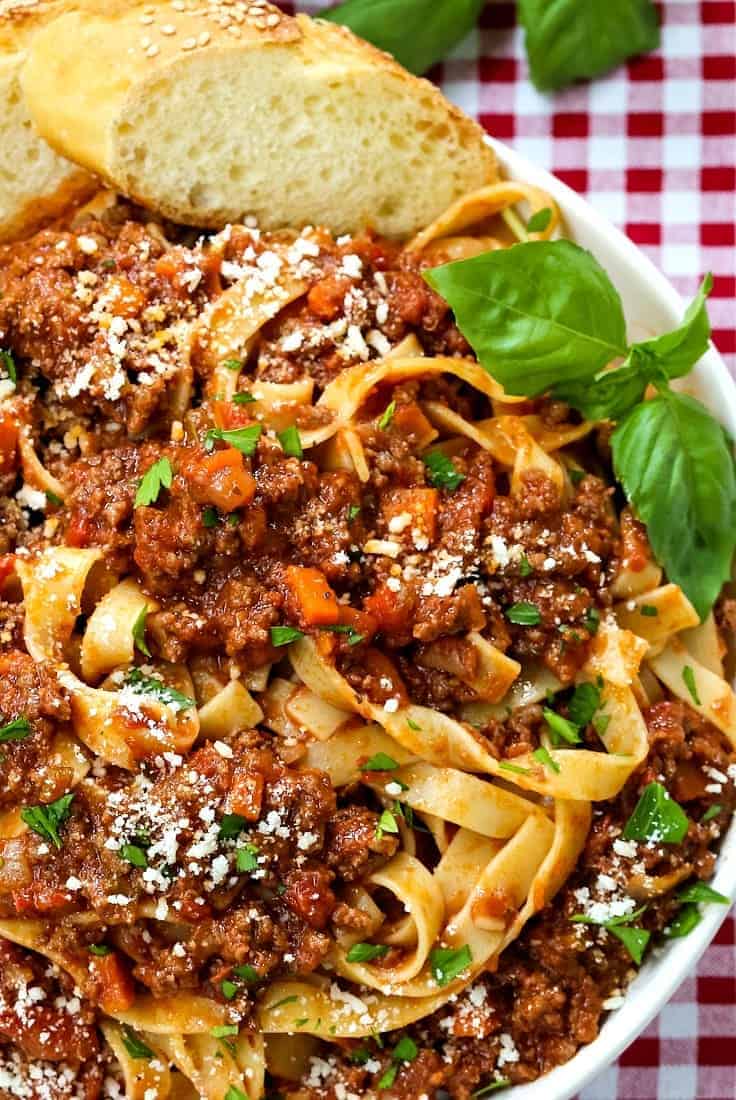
[270, 625, 304, 647]
[134, 456, 173, 508]
[532, 745, 560, 773]
[676, 882, 729, 905]
[346, 942, 390, 963]
[423, 450, 465, 491]
[629, 275, 712, 381]
[278, 425, 303, 459]
[622, 781, 688, 844]
[429, 944, 472, 986]
[322, 0, 485, 76]
[517, 0, 659, 92]
[505, 601, 541, 626]
[221, 979, 238, 1000]
[526, 208, 552, 234]
[543, 707, 581, 746]
[607, 923, 650, 965]
[361, 752, 399, 772]
[612, 390, 736, 620]
[0, 716, 31, 743]
[664, 903, 701, 939]
[124, 669, 195, 711]
[554, 357, 648, 421]
[205, 425, 262, 456]
[21, 793, 74, 849]
[233, 963, 260, 983]
[425, 241, 628, 397]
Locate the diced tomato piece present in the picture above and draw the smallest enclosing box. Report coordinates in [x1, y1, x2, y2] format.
[0, 554, 15, 589]
[227, 769, 265, 820]
[65, 511, 93, 547]
[181, 447, 256, 512]
[91, 952, 136, 1014]
[0, 412, 18, 475]
[212, 400, 253, 431]
[104, 275, 146, 318]
[285, 565, 340, 627]
[363, 582, 416, 641]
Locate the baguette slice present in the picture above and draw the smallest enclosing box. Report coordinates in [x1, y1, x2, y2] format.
[21, 0, 495, 237]
[0, 0, 95, 242]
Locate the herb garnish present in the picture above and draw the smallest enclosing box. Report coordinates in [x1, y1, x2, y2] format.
[270, 625, 304, 647]
[236, 844, 260, 873]
[134, 457, 173, 508]
[124, 668, 195, 711]
[131, 604, 150, 657]
[676, 882, 729, 906]
[429, 944, 472, 986]
[219, 813, 248, 840]
[473, 1081, 511, 1098]
[21, 793, 74, 849]
[702, 804, 722, 823]
[423, 450, 465, 491]
[202, 506, 218, 528]
[526, 207, 552, 234]
[346, 942, 390, 963]
[505, 601, 541, 626]
[499, 761, 530, 776]
[664, 905, 701, 939]
[622, 781, 688, 844]
[322, 624, 365, 646]
[640, 604, 658, 617]
[0, 349, 16, 385]
[232, 391, 256, 404]
[572, 905, 650, 964]
[375, 807, 400, 839]
[120, 843, 148, 869]
[222, 359, 243, 372]
[223, 1088, 248, 1100]
[361, 753, 399, 772]
[121, 1026, 153, 1060]
[205, 425, 262, 456]
[88, 944, 111, 956]
[532, 745, 560, 774]
[278, 425, 303, 458]
[0, 716, 31, 743]
[682, 665, 701, 706]
[377, 400, 396, 430]
[567, 681, 602, 728]
[542, 707, 581, 746]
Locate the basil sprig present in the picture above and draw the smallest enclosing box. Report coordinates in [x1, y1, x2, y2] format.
[517, 0, 659, 92]
[322, 0, 485, 76]
[426, 243, 734, 620]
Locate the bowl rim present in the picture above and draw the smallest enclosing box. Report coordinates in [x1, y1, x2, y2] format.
[485, 135, 736, 1100]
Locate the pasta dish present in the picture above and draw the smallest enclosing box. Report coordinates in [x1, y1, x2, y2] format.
[0, 179, 733, 1100]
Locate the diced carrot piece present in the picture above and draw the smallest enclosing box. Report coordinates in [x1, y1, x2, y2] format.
[227, 770, 265, 820]
[381, 487, 439, 545]
[92, 952, 136, 1014]
[362, 583, 415, 640]
[105, 275, 146, 318]
[391, 402, 437, 449]
[213, 400, 253, 431]
[285, 565, 340, 627]
[181, 447, 256, 512]
[0, 412, 18, 475]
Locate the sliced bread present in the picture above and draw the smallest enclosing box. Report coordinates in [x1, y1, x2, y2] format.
[0, 0, 95, 242]
[21, 0, 496, 237]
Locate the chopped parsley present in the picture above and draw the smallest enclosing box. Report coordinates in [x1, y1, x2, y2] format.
[270, 625, 304, 647]
[219, 813, 248, 840]
[377, 400, 396, 430]
[542, 707, 581, 746]
[202, 506, 219, 527]
[676, 882, 729, 905]
[567, 681, 602, 728]
[584, 606, 601, 634]
[423, 450, 465, 491]
[323, 624, 365, 645]
[88, 944, 111, 957]
[347, 504, 361, 522]
[622, 781, 688, 844]
[505, 601, 541, 626]
[21, 793, 74, 849]
[121, 1026, 153, 1060]
[233, 964, 260, 983]
[361, 752, 399, 772]
[222, 359, 243, 372]
[406, 717, 422, 731]
[429, 944, 472, 986]
[45, 490, 63, 507]
[224, 1089, 248, 1100]
[532, 745, 560, 774]
[0, 349, 16, 385]
[346, 942, 390, 963]
[236, 844, 260, 873]
[682, 664, 701, 706]
[375, 807, 400, 839]
[640, 604, 658, 617]
[124, 668, 195, 711]
[205, 424, 262, 456]
[232, 391, 256, 404]
[0, 716, 31, 743]
[278, 425, 303, 458]
[131, 604, 150, 657]
[134, 456, 173, 508]
[119, 843, 148, 869]
[569, 467, 585, 486]
[378, 1065, 398, 1090]
[702, 804, 722, 823]
[498, 761, 530, 776]
[392, 1037, 418, 1062]
[572, 905, 650, 964]
[519, 554, 534, 577]
[221, 979, 238, 1000]
[211, 1024, 239, 1039]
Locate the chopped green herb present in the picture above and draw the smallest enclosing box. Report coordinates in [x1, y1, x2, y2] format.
[569, 467, 585, 486]
[519, 554, 533, 577]
[233, 964, 260, 983]
[21, 793, 74, 849]
[45, 490, 63, 507]
[0, 349, 16, 386]
[227, 512, 240, 527]
[505, 601, 541, 626]
[121, 1026, 153, 1060]
[526, 207, 552, 234]
[346, 942, 390, 963]
[211, 1024, 239, 1039]
[134, 457, 173, 508]
[423, 450, 465, 492]
[664, 904, 701, 939]
[202, 506, 219, 528]
[640, 604, 658, 617]
[622, 781, 688, 844]
[131, 604, 150, 657]
[543, 707, 581, 746]
[429, 944, 472, 987]
[350, 1048, 372, 1066]
[224, 1088, 248, 1100]
[378, 1065, 398, 1090]
[702, 804, 722, 823]
[592, 712, 611, 736]
[88, 944, 111, 957]
[278, 425, 303, 458]
[406, 717, 422, 731]
[268, 995, 299, 1010]
[567, 681, 602, 728]
[584, 606, 601, 635]
[236, 844, 260, 873]
[607, 924, 650, 965]
[377, 401, 396, 431]
[499, 761, 530, 776]
[270, 625, 304, 647]
[120, 843, 148, 869]
[219, 813, 248, 840]
[392, 1036, 418, 1062]
[376, 808, 400, 839]
[205, 424, 262, 456]
[676, 882, 729, 905]
[361, 752, 399, 772]
[347, 504, 361, 522]
[323, 624, 365, 645]
[221, 979, 238, 1000]
[0, 717, 31, 743]
[532, 745, 560, 774]
[473, 1081, 511, 1098]
[124, 668, 195, 711]
[682, 665, 701, 706]
[222, 359, 243, 372]
[232, 391, 256, 404]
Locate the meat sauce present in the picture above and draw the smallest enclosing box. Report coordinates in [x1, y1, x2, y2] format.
[0, 201, 732, 1098]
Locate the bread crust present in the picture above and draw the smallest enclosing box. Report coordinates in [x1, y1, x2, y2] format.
[21, 0, 495, 236]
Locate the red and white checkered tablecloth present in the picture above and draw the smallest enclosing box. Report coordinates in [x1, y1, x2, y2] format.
[285, 2, 736, 1096]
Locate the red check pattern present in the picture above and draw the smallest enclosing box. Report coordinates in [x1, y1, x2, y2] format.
[283, 2, 736, 1096]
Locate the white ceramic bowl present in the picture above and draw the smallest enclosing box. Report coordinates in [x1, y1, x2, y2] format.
[488, 136, 736, 1100]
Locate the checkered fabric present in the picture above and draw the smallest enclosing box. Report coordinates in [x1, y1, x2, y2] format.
[283, 2, 736, 1096]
